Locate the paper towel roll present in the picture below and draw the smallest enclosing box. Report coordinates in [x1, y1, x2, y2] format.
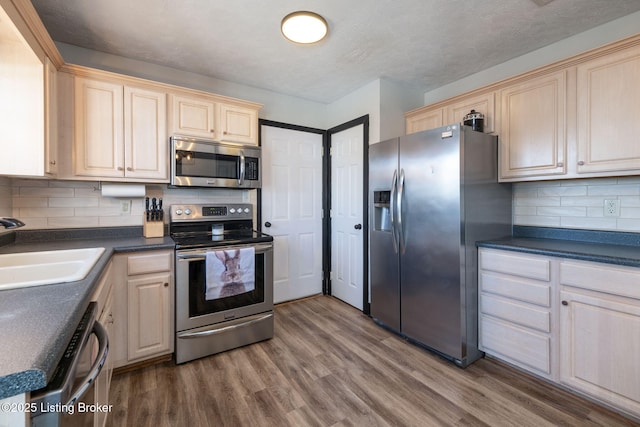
[101, 184, 146, 198]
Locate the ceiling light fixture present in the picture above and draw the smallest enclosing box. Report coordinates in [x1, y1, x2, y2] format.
[281, 11, 328, 44]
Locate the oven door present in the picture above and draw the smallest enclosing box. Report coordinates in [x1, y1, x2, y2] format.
[175, 242, 273, 332]
[171, 137, 261, 188]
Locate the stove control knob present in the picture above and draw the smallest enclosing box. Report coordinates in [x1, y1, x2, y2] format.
[184, 208, 192, 216]
[229, 208, 236, 214]
[175, 209, 183, 215]
[244, 208, 250, 213]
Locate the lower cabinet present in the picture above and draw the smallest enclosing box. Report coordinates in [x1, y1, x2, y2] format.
[112, 250, 174, 369]
[478, 248, 555, 379]
[479, 249, 640, 420]
[559, 260, 640, 418]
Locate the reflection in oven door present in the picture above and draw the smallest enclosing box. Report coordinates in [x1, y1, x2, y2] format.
[175, 242, 274, 364]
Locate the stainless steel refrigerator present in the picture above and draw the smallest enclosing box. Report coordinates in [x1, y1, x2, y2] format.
[369, 124, 512, 367]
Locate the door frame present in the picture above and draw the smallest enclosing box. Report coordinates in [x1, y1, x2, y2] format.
[258, 119, 329, 295]
[327, 115, 370, 314]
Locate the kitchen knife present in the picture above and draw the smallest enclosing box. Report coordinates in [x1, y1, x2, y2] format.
[145, 197, 150, 221]
[158, 199, 163, 221]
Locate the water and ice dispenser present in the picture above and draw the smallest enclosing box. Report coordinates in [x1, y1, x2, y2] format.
[373, 191, 392, 232]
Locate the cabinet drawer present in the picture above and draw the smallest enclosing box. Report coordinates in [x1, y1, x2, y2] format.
[480, 271, 551, 307]
[480, 316, 551, 375]
[560, 261, 640, 300]
[127, 251, 172, 275]
[481, 294, 550, 332]
[480, 249, 551, 282]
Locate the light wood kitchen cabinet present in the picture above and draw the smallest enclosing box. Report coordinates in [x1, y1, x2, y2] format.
[112, 250, 174, 368]
[447, 91, 496, 134]
[169, 93, 217, 139]
[575, 45, 640, 175]
[74, 76, 168, 181]
[498, 70, 567, 181]
[405, 106, 444, 134]
[218, 102, 258, 144]
[44, 57, 58, 176]
[169, 93, 261, 145]
[478, 248, 556, 379]
[559, 260, 640, 419]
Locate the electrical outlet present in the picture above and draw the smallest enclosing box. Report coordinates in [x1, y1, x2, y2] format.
[604, 199, 620, 217]
[120, 200, 131, 214]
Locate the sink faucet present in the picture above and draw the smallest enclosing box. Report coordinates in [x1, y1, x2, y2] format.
[0, 218, 25, 229]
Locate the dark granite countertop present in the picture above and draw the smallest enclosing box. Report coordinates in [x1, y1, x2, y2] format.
[478, 226, 640, 268]
[0, 227, 174, 400]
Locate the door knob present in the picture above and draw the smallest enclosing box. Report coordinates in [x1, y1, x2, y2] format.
[354, 224, 362, 230]
[264, 222, 272, 228]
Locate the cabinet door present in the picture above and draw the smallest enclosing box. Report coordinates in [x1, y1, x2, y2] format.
[218, 103, 258, 145]
[124, 86, 168, 180]
[44, 57, 58, 176]
[74, 77, 124, 177]
[576, 46, 640, 174]
[560, 289, 640, 417]
[170, 94, 216, 139]
[405, 107, 444, 134]
[127, 272, 172, 361]
[499, 71, 567, 180]
[95, 289, 113, 427]
[447, 92, 496, 133]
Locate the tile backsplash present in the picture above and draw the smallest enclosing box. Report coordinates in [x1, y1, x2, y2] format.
[8, 179, 250, 230]
[2, 176, 640, 233]
[513, 177, 640, 232]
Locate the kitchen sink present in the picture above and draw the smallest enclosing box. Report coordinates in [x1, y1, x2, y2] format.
[0, 247, 106, 291]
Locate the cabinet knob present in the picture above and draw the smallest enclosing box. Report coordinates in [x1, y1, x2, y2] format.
[164, 282, 169, 287]
[562, 300, 568, 306]
[577, 161, 585, 166]
[223, 131, 228, 135]
[117, 166, 124, 171]
[127, 167, 133, 172]
[49, 160, 56, 165]
[557, 162, 563, 167]
[210, 129, 215, 133]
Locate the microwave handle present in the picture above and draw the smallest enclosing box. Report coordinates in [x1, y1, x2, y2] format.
[238, 150, 245, 186]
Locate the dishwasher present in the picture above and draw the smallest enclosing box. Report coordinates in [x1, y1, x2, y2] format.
[30, 302, 109, 427]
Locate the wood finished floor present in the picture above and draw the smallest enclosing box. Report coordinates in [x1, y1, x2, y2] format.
[107, 295, 638, 427]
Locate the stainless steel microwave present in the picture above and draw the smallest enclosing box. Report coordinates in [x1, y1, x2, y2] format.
[170, 136, 261, 189]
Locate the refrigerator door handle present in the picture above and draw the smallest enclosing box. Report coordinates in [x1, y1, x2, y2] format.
[390, 169, 398, 254]
[397, 168, 406, 254]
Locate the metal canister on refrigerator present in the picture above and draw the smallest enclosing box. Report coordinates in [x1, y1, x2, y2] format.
[463, 109, 484, 132]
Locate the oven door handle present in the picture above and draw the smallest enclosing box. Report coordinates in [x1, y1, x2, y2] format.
[177, 243, 273, 259]
[66, 320, 109, 406]
[178, 313, 273, 339]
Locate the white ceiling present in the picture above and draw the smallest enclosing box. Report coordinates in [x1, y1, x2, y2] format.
[30, 0, 640, 104]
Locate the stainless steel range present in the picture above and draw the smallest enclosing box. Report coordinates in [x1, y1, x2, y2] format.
[170, 203, 274, 364]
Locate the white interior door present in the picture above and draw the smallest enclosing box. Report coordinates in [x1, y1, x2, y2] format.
[262, 125, 323, 303]
[330, 124, 364, 310]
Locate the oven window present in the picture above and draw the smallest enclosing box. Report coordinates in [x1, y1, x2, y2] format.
[188, 254, 265, 317]
[176, 151, 238, 179]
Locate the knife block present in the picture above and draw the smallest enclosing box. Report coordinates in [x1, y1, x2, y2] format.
[143, 216, 164, 238]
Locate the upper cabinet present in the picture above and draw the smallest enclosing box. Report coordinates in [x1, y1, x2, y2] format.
[498, 71, 567, 180]
[0, 0, 64, 178]
[169, 93, 260, 145]
[169, 94, 216, 140]
[74, 76, 168, 181]
[405, 106, 444, 134]
[405, 35, 640, 183]
[575, 45, 640, 175]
